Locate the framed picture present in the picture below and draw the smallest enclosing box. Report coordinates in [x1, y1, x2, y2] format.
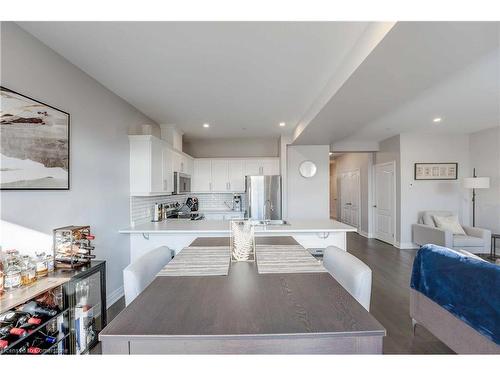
[0, 86, 70, 190]
[414, 162, 458, 180]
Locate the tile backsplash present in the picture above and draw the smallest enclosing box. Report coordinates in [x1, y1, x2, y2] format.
[130, 193, 247, 225]
[196, 193, 247, 211]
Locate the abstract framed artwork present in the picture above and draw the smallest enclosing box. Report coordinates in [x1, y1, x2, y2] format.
[0, 86, 70, 190]
[414, 162, 458, 181]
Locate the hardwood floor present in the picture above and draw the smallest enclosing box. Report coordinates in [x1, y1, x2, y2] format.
[93, 233, 453, 354]
[346, 232, 453, 354]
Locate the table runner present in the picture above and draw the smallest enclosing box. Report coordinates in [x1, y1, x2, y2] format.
[157, 246, 230, 276]
[256, 244, 327, 274]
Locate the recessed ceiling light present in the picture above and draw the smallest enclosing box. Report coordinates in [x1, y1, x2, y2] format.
[203, 123, 210, 128]
[279, 122, 286, 127]
[433, 117, 442, 123]
[329, 152, 333, 156]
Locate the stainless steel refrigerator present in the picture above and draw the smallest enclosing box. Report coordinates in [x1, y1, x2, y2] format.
[245, 175, 282, 220]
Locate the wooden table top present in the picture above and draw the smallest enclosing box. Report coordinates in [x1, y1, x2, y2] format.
[100, 237, 385, 339]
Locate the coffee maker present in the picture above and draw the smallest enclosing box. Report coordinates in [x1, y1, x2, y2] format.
[233, 194, 242, 212]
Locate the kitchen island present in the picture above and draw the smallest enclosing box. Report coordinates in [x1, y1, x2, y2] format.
[120, 219, 357, 261]
[99, 236, 385, 354]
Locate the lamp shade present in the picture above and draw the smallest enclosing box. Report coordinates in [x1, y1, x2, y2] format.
[463, 177, 490, 189]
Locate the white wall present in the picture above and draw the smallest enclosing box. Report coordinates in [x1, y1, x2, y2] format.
[0, 22, 155, 304]
[183, 137, 279, 158]
[399, 133, 471, 247]
[469, 126, 500, 235]
[334, 153, 373, 235]
[287, 145, 330, 220]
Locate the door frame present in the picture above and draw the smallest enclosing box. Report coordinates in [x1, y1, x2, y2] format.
[339, 168, 361, 230]
[372, 161, 397, 246]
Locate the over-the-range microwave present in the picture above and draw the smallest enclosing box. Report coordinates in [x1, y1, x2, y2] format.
[174, 172, 191, 194]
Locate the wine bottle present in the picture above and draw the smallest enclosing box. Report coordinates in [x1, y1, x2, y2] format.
[20, 301, 58, 317]
[0, 325, 27, 337]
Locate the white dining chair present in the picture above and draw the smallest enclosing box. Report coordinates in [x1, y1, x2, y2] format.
[323, 246, 372, 311]
[123, 246, 174, 306]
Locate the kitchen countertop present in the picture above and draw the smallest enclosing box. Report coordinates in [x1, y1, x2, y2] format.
[119, 219, 357, 234]
[190, 209, 244, 214]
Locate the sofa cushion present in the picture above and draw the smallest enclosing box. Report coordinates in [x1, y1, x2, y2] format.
[453, 235, 484, 248]
[420, 210, 453, 226]
[434, 215, 466, 235]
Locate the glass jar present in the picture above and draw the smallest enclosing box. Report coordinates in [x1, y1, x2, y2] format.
[46, 254, 54, 273]
[20, 256, 37, 286]
[35, 252, 48, 278]
[4, 259, 21, 290]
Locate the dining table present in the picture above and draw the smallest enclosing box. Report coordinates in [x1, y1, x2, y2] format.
[99, 236, 386, 354]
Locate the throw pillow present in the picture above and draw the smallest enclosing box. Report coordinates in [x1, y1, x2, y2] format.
[433, 215, 466, 235]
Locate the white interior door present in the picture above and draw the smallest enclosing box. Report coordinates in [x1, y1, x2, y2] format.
[350, 171, 360, 228]
[340, 170, 360, 228]
[374, 162, 395, 244]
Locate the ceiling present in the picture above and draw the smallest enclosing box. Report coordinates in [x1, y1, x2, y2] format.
[293, 22, 500, 147]
[18, 21, 373, 141]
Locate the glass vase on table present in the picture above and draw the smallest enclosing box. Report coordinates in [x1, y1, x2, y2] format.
[230, 220, 256, 262]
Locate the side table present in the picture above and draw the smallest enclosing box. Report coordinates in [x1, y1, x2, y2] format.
[491, 234, 500, 260]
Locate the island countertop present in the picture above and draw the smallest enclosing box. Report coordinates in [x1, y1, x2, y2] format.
[119, 219, 357, 234]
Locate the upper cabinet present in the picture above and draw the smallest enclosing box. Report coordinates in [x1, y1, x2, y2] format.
[192, 159, 212, 192]
[192, 157, 279, 193]
[129, 136, 278, 196]
[129, 135, 193, 196]
[244, 158, 280, 176]
[228, 159, 245, 191]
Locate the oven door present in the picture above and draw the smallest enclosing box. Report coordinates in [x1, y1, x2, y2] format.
[174, 172, 191, 194]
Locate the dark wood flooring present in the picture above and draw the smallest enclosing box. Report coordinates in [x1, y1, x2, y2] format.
[92, 232, 453, 354]
[346, 232, 453, 354]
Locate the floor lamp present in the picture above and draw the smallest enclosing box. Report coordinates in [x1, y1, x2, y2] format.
[463, 168, 490, 227]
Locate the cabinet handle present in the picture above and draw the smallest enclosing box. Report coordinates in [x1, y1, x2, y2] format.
[209, 182, 212, 191]
[228, 182, 231, 190]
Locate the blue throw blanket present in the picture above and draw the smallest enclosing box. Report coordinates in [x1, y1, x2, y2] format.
[410, 244, 500, 345]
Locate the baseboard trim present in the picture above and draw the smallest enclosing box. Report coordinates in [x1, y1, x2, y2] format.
[395, 241, 420, 250]
[358, 230, 375, 239]
[107, 286, 124, 308]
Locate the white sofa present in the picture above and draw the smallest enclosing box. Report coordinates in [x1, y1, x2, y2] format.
[123, 246, 174, 306]
[323, 246, 372, 311]
[412, 211, 491, 253]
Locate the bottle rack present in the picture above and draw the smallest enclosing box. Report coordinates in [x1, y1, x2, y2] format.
[0, 287, 70, 355]
[53, 226, 96, 269]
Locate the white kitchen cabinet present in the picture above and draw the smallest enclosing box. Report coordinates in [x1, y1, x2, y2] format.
[244, 158, 280, 176]
[193, 159, 212, 192]
[192, 157, 279, 193]
[172, 151, 194, 175]
[244, 159, 262, 176]
[211, 159, 229, 192]
[262, 158, 280, 175]
[162, 146, 174, 194]
[129, 135, 171, 196]
[228, 159, 245, 191]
